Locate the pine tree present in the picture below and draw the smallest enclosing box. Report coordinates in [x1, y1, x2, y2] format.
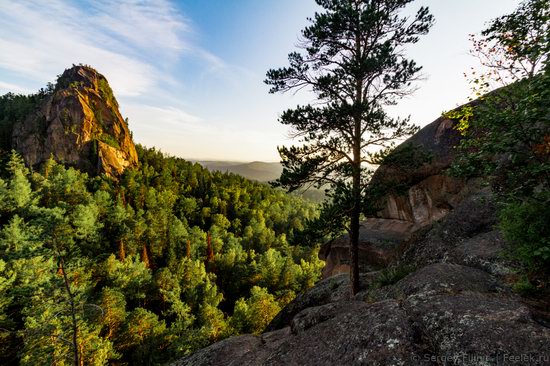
[205, 232, 215, 272]
[266, 0, 433, 294]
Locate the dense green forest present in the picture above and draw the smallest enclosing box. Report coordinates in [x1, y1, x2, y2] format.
[0, 142, 324, 364]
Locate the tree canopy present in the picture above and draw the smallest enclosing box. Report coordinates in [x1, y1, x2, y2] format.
[0, 144, 324, 365]
[449, 0, 550, 288]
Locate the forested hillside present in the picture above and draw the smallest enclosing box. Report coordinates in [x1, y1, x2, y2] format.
[0, 142, 323, 364]
[198, 161, 283, 182]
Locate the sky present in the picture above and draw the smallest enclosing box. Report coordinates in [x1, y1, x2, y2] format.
[0, 0, 521, 162]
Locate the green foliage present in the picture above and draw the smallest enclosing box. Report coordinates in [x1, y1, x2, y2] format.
[0, 53, 322, 366]
[450, 71, 550, 193]
[0, 91, 50, 151]
[442, 105, 474, 136]
[512, 275, 538, 295]
[97, 78, 118, 108]
[96, 133, 121, 149]
[371, 264, 416, 289]
[499, 194, 550, 271]
[118, 308, 167, 365]
[103, 254, 152, 302]
[0, 149, 323, 364]
[230, 286, 281, 334]
[452, 0, 550, 287]
[481, 0, 549, 80]
[377, 143, 433, 170]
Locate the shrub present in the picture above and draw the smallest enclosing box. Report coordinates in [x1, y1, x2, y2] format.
[371, 264, 416, 289]
[512, 275, 538, 295]
[499, 193, 550, 272]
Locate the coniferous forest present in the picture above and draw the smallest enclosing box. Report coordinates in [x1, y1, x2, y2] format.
[0, 101, 324, 364]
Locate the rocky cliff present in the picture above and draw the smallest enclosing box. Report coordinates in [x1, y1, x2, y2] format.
[11, 65, 138, 177]
[320, 110, 476, 278]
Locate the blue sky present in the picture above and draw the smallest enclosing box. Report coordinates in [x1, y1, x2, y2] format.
[0, 0, 520, 161]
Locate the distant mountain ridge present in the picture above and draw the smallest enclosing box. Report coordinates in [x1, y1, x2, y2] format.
[197, 160, 283, 182]
[197, 160, 327, 202]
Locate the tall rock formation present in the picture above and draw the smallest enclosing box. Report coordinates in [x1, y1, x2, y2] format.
[11, 65, 138, 177]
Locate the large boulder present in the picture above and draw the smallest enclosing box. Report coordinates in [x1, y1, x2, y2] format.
[362, 263, 503, 303]
[265, 273, 351, 332]
[266, 270, 383, 332]
[403, 292, 550, 366]
[320, 112, 479, 278]
[319, 218, 415, 278]
[399, 190, 505, 270]
[11, 65, 138, 177]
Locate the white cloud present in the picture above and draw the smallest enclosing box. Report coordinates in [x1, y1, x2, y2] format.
[89, 0, 191, 54]
[123, 104, 203, 130]
[0, 1, 156, 96]
[0, 81, 33, 95]
[0, 0, 224, 96]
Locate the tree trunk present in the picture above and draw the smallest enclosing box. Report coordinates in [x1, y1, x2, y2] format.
[350, 19, 362, 296]
[350, 133, 361, 295]
[117, 240, 126, 261]
[349, 171, 361, 295]
[186, 239, 192, 259]
[59, 257, 79, 366]
[206, 232, 215, 272]
[141, 244, 150, 268]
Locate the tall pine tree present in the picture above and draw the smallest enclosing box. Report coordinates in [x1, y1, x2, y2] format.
[266, 0, 433, 294]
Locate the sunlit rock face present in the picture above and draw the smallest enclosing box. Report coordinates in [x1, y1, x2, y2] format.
[12, 65, 138, 177]
[320, 110, 479, 278]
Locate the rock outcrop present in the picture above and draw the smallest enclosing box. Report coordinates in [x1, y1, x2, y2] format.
[371, 113, 470, 224]
[320, 112, 475, 278]
[11, 65, 138, 177]
[319, 218, 416, 277]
